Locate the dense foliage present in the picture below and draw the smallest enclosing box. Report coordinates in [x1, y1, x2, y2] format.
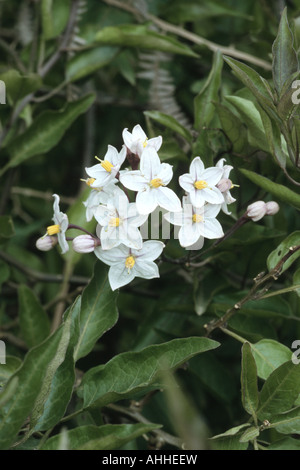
[0, 0, 300, 451]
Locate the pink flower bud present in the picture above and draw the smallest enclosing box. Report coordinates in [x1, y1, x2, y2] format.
[36, 235, 57, 251]
[265, 201, 279, 216]
[217, 178, 232, 193]
[246, 201, 267, 222]
[72, 235, 98, 253]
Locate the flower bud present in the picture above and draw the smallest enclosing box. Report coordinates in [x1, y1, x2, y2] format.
[246, 201, 267, 222]
[265, 201, 279, 216]
[36, 235, 57, 251]
[72, 235, 98, 253]
[217, 178, 232, 193]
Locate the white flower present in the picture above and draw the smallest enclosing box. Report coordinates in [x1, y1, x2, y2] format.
[119, 146, 181, 215]
[46, 194, 69, 254]
[94, 240, 164, 291]
[216, 158, 236, 215]
[83, 182, 118, 222]
[179, 156, 223, 208]
[165, 196, 224, 248]
[85, 145, 126, 187]
[94, 188, 148, 250]
[122, 124, 162, 157]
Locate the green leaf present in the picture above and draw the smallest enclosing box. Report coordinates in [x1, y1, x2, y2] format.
[0, 323, 70, 449]
[41, 0, 71, 40]
[30, 297, 81, 431]
[210, 423, 251, 439]
[1, 93, 95, 176]
[258, 106, 287, 168]
[241, 342, 259, 418]
[240, 169, 300, 210]
[0, 357, 22, 384]
[267, 231, 300, 273]
[267, 437, 300, 450]
[214, 102, 247, 153]
[73, 262, 119, 361]
[224, 56, 277, 120]
[95, 24, 198, 57]
[0, 69, 42, 103]
[41, 423, 160, 450]
[271, 406, 300, 434]
[79, 337, 220, 410]
[194, 50, 223, 130]
[224, 96, 269, 151]
[66, 46, 119, 82]
[293, 267, 300, 297]
[144, 110, 192, 143]
[18, 285, 50, 349]
[250, 339, 292, 380]
[239, 426, 259, 443]
[257, 361, 300, 420]
[272, 7, 299, 97]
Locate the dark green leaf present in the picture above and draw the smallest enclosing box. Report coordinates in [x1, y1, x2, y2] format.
[1, 93, 95, 176]
[257, 361, 300, 420]
[240, 169, 300, 210]
[267, 231, 300, 273]
[66, 46, 119, 82]
[18, 284, 50, 349]
[73, 262, 119, 362]
[79, 337, 220, 410]
[95, 24, 198, 57]
[41, 423, 160, 450]
[271, 406, 300, 434]
[144, 110, 192, 143]
[272, 7, 299, 97]
[241, 342, 258, 417]
[194, 50, 223, 130]
[0, 69, 42, 103]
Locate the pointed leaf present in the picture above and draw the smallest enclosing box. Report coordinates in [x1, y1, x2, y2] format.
[272, 7, 299, 97]
[18, 285, 50, 349]
[41, 423, 160, 450]
[144, 110, 192, 143]
[194, 50, 223, 130]
[241, 342, 259, 417]
[250, 339, 292, 380]
[79, 337, 220, 410]
[73, 262, 119, 361]
[0, 93, 95, 176]
[267, 231, 300, 273]
[257, 361, 300, 420]
[240, 169, 300, 210]
[95, 24, 198, 57]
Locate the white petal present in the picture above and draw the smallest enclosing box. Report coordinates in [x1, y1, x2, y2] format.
[156, 187, 181, 212]
[156, 162, 173, 185]
[134, 260, 160, 280]
[100, 225, 120, 250]
[119, 170, 148, 192]
[164, 210, 185, 227]
[132, 240, 164, 261]
[189, 157, 205, 180]
[202, 186, 224, 204]
[57, 232, 69, 254]
[178, 223, 201, 248]
[202, 218, 224, 239]
[202, 167, 223, 186]
[140, 146, 161, 180]
[108, 263, 135, 290]
[136, 188, 158, 215]
[132, 124, 147, 142]
[190, 188, 205, 208]
[204, 203, 222, 219]
[127, 203, 149, 227]
[147, 135, 162, 151]
[184, 236, 205, 251]
[179, 173, 194, 193]
[94, 205, 111, 226]
[94, 245, 129, 266]
[119, 224, 143, 250]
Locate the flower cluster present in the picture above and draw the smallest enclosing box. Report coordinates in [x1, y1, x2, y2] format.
[35, 124, 278, 291]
